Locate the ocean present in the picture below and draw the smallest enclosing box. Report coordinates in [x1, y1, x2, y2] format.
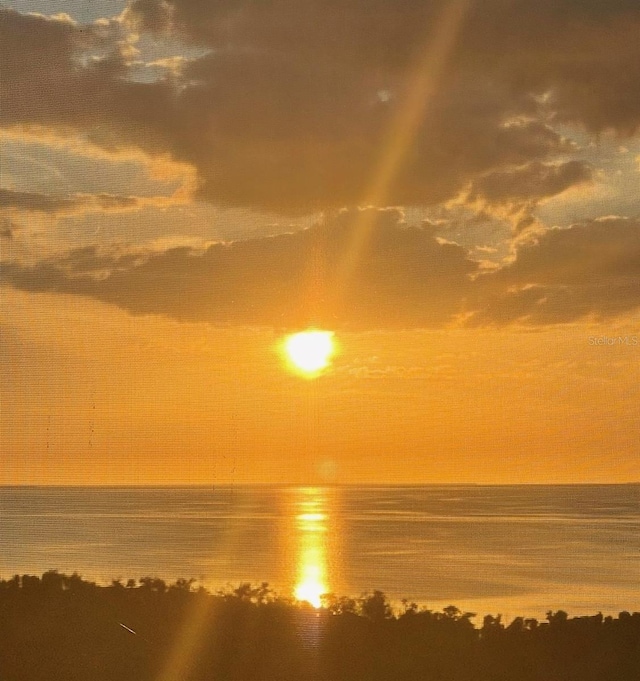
[1, 484, 638, 620]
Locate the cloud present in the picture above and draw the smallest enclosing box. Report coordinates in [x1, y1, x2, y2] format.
[0, 208, 477, 329]
[465, 161, 594, 209]
[0, 9, 125, 125]
[0, 188, 80, 214]
[0, 188, 145, 215]
[1, 218, 15, 240]
[470, 217, 640, 325]
[2, 2, 639, 213]
[3, 210, 639, 329]
[0, 4, 638, 330]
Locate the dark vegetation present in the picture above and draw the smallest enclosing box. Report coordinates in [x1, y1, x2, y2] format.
[1, 572, 639, 681]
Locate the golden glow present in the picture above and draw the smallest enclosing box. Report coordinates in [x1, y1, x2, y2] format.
[284, 330, 335, 375]
[298, 513, 325, 522]
[295, 558, 326, 608]
[294, 489, 329, 607]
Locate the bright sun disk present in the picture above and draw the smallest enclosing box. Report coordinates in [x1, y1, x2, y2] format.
[284, 330, 335, 374]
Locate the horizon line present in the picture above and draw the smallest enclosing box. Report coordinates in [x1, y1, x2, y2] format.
[2, 481, 639, 489]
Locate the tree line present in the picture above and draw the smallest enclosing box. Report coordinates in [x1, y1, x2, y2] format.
[1, 571, 638, 681]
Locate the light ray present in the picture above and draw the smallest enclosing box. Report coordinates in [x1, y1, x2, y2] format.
[155, 591, 212, 681]
[153, 491, 251, 681]
[334, 0, 472, 293]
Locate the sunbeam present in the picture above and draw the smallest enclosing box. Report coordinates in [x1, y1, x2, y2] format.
[155, 591, 213, 681]
[334, 0, 472, 293]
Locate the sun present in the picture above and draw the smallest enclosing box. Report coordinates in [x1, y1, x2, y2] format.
[284, 330, 335, 375]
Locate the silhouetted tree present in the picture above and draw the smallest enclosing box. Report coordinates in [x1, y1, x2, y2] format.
[360, 590, 392, 622]
[1, 573, 639, 681]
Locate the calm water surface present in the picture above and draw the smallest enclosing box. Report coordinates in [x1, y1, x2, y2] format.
[1, 485, 638, 619]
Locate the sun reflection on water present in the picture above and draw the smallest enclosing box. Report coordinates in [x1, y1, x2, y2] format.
[293, 488, 332, 608]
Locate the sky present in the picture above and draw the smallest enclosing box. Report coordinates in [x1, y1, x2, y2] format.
[1, 0, 639, 485]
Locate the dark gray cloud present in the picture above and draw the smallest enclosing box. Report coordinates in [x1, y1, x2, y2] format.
[494, 218, 640, 287]
[466, 161, 594, 209]
[1, 217, 15, 240]
[2, 211, 639, 329]
[0, 188, 79, 213]
[0, 188, 142, 215]
[2, 2, 639, 213]
[470, 217, 640, 325]
[0, 9, 127, 126]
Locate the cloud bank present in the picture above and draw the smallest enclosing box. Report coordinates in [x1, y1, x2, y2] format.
[2, 1, 639, 213]
[2, 2, 639, 330]
[3, 210, 639, 329]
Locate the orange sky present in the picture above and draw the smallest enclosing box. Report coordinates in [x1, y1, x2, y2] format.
[3, 288, 638, 485]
